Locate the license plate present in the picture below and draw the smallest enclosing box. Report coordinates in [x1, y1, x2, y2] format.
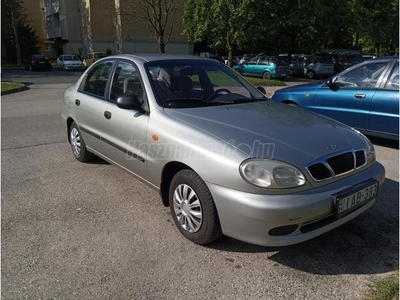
[334, 180, 379, 218]
[280, 73, 287, 76]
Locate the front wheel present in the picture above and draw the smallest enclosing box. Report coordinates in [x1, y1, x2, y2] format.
[306, 70, 316, 79]
[69, 122, 94, 162]
[169, 169, 222, 245]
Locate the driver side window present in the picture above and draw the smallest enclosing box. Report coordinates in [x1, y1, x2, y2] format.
[336, 62, 388, 88]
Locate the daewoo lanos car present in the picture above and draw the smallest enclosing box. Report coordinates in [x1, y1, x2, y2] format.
[272, 57, 399, 140]
[62, 54, 385, 246]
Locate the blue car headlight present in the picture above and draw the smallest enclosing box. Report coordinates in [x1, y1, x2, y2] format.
[240, 159, 306, 189]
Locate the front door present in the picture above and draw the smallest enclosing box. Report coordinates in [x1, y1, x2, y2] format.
[98, 60, 149, 180]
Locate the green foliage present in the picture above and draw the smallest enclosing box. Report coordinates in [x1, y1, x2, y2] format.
[366, 271, 399, 300]
[1, 0, 40, 62]
[183, 0, 399, 56]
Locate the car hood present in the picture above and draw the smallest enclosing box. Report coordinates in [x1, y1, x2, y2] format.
[274, 82, 324, 94]
[164, 101, 365, 166]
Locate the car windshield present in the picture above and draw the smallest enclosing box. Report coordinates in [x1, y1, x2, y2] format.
[64, 55, 79, 61]
[145, 60, 267, 108]
[33, 55, 45, 60]
[95, 53, 106, 59]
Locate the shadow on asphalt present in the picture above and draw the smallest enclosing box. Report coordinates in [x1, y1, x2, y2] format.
[368, 136, 399, 150]
[208, 178, 398, 275]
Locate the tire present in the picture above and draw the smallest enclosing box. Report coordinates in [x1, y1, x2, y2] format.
[306, 70, 316, 79]
[29, 65, 33, 72]
[262, 71, 271, 80]
[287, 102, 298, 108]
[69, 122, 94, 162]
[169, 169, 222, 245]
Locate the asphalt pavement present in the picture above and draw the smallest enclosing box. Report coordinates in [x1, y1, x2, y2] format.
[2, 70, 399, 300]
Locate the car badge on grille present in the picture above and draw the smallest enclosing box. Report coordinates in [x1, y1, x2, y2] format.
[327, 145, 337, 150]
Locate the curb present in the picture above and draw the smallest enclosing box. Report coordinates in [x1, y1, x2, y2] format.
[1, 85, 29, 96]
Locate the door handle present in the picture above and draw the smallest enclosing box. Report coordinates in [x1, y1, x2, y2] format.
[75, 99, 81, 106]
[104, 111, 112, 119]
[354, 94, 366, 99]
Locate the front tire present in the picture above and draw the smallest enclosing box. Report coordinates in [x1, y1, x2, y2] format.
[169, 169, 222, 245]
[69, 122, 94, 162]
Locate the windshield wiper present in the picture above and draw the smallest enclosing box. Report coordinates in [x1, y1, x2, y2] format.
[213, 97, 267, 104]
[165, 98, 217, 107]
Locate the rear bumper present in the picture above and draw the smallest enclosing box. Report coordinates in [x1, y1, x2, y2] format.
[208, 162, 385, 246]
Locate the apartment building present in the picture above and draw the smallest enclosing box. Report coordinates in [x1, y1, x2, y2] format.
[25, 0, 192, 58]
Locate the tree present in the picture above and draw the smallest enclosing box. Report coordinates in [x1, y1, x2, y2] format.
[1, 0, 40, 64]
[101, 0, 182, 54]
[183, 0, 266, 66]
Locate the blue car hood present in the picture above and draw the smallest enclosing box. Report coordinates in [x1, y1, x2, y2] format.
[164, 101, 365, 166]
[274, 82, 324, 93]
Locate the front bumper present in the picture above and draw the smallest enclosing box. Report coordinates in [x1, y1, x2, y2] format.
[207, 162, 385, 246]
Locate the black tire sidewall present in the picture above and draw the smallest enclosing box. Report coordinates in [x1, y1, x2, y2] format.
[69, 122, 91, 162]
[263, 72, 271, 80]
[169, 169, 221, 245]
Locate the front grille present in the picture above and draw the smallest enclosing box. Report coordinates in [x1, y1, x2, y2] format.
[326, 152, 354, 175]
[307, 150, 366, 181]
[308, 163, 332, 180]
[355, 150, 366, 167]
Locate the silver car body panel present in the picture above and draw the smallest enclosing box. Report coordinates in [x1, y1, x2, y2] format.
[61, 54, 386, 246]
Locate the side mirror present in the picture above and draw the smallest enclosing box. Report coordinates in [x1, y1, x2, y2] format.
[326, 77, 340, 91]
[116, 94, 143, 110]
[257, 86, 266, 94]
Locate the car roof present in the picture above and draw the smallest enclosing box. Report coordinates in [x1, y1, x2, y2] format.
[104, 54, 211, 63]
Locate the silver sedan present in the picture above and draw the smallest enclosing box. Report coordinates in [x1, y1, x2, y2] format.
[62, 54, 385, 246]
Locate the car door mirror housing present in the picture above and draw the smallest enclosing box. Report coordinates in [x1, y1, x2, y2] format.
[257, 86, 266, 94]
[326, 77, 340, 91]
[116, 94, 143, 110]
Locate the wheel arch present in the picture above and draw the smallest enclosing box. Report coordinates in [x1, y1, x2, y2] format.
[66, 117, 75, 143]
[160, 161, 193, 207]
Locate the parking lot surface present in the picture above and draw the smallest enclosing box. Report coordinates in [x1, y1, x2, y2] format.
[2, 70, 399, 299]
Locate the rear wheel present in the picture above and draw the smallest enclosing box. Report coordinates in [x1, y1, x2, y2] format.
[69, 122, 94, 162]
[306, 70, 316, 79]
[262, 71, 271, 80]
[169, 169, 222, 245]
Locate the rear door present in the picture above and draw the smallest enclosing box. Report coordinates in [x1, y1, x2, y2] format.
[74, 59, 116, 151]
[313, 60, 390, 131]
[369, 60, 399, 138]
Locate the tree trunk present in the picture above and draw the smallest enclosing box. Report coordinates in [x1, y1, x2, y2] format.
[10, 8, 22, 66]
[158, 40, 166, 53]
[227, 48, 233, 67]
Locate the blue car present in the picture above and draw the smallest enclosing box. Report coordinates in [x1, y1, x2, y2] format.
[272, 57, 399, 140]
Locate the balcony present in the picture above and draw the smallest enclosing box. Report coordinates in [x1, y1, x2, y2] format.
[47, 26, 61, 39]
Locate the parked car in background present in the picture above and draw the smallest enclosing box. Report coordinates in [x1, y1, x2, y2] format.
[303, 55, 335, 79]
[272, 57, 399, 140]
[222, 56, 240, 65]
[233, 56, 290, 80]
[83, 52, 107, 68]
[23, 54, 52, 71]
[62, 54, 385, 246]
[289, 56, 306, 77]
[57, 54, 85, 71]
[335, 53, 365, 71]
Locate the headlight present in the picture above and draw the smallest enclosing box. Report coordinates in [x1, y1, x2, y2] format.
[240, 159, 306, 189]
[363, 135, 376, 163]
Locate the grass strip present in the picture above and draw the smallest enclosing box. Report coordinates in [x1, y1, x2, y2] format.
[1, 82, 28, 95]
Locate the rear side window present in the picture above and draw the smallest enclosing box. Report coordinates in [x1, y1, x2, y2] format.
[79, 60, 114, 97]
